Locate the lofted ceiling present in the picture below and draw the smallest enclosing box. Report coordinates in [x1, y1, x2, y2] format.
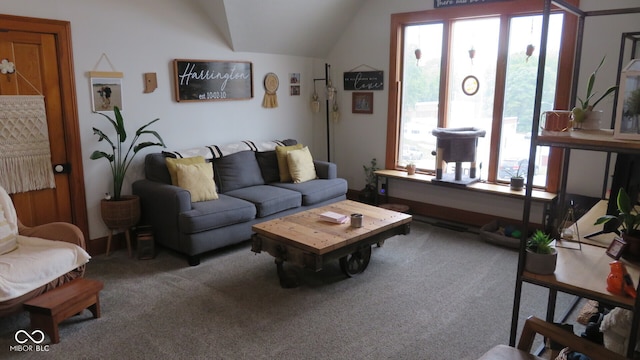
[193, 0, 366, 58]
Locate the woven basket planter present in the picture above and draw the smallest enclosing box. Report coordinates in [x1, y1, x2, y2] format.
[100, 195, 140, 230]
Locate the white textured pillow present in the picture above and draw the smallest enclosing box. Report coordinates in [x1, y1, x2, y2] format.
[0, 208, 18, 255]
[175, 163, 219, 202]
[287, 146, 317, 183]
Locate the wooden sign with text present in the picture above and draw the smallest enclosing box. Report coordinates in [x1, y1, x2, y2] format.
[343, 71, 384, 91]
[173, 59, 253, 102]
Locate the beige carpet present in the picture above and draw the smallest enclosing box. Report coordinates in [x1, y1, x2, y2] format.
[0, 220, 580, 359]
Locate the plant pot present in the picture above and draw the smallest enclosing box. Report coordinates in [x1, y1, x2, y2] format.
[100, 195, 141, 230]
[582, 110, 603, 130]
[358, 185, 377, 205]
[510, 177, 524, 191]
[406, 164, 416, 175]
[525, 248, 558, 275]
[621, 232, 640, 262]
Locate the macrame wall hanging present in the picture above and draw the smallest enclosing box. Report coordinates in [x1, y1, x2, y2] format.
[0, 95, 56, 194]
[0, 57, 56, 193]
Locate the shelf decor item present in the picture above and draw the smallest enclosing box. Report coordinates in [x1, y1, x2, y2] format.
[614, 59, 640, 139]
[571, 56, 618, 130]
[525, 230, 557, 275]
[406, 162, 416, 175]
[595, 187, 640, 261]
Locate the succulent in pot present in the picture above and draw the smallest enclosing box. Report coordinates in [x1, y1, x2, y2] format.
[525, 230, 557, 275]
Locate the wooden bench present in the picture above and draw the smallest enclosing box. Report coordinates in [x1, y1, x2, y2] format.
[23, 278, 104, 344]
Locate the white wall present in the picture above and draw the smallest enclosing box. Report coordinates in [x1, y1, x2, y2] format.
[327, 0, 640, 221]
[2, 0, 322, 240]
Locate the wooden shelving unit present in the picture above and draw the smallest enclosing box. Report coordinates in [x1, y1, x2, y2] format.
[510, 1, 640, 358]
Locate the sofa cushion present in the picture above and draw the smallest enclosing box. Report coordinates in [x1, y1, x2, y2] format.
[256, 151, 280, 183]
[213, 150, 265, 193]
[287, 146, 317, 183]
[272, 178, 348, 206]
[178, 194, 256, 234]
[224, 185, 301, 218]
[175, 163, 219, 202]
[275, 144, 303, 182]
[145, 153, 172, 184]
[166, 156, 206, 185]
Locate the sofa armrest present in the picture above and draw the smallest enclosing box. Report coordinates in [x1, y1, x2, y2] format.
[314, 160, 337, 179]
[18, 220, 86, 249]
[133, 179, 192, 218]
[132, 179, 192, 249]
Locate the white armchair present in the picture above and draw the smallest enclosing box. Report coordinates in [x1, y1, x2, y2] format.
[0, 185, 90, 317]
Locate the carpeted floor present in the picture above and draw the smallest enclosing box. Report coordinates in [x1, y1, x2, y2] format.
[0, 220, 580, 359]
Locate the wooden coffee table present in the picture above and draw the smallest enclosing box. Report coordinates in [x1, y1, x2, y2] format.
[251, 200, 412, 287]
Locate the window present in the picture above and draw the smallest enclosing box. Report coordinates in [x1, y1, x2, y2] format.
[388, 1, 578, 191]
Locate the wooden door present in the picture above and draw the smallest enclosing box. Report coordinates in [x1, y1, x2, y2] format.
[0, 15, 88, 239]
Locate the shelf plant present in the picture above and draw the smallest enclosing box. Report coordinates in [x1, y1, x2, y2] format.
[595, 188, 640, 260]
[525, 229, 557, 275]
[571, 56, 618, 127]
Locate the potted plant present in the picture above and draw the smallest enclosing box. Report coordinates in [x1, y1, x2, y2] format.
[359, 158, 378, 205]
[595, 188, 640, 261]
[406, 161, 416, 175]
[506, 159, 527, 191]
[91, 106, 165, 230]
[525, 229, 557, 275]
[571, 56, 618, 130]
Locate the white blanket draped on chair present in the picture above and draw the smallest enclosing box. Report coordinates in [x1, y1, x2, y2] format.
[0, 95, 56, 194]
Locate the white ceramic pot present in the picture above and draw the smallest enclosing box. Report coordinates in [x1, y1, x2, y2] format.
[525, 248, 558, 275]
[581, 110, 603, 130]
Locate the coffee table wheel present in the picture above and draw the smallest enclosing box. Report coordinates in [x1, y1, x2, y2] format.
[340, 246, 372, 277]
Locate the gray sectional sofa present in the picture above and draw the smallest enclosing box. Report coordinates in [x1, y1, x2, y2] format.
[132, 139, 348, 265]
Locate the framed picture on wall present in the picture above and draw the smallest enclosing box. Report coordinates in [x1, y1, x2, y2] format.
[90, 77, 123, 112]
[352, 92, 373, 114]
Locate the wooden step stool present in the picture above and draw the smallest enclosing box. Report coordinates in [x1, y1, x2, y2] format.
[23, 278, 104, 344]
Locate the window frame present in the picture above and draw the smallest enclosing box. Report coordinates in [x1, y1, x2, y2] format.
[386, 0, 579, 192]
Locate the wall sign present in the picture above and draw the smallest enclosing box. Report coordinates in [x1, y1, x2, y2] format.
[173, 59, 253, 102]
[434, 0, 510, 8]
[343, 71, 384, 91]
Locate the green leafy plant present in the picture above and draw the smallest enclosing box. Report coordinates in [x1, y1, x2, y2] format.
[571, 56, 618, 122]
[595, 188, 640, 236]
[505, 159, 528, 179]
[363, 158, 378, 188]
[526, 229, 554, 254]
[90, 106, 165, 200]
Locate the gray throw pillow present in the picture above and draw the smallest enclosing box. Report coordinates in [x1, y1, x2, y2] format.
[256, 151, 280, 183]
[213, 150, 265, 192]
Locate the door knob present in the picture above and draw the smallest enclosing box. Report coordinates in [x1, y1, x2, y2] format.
[53, 163, 71, 174]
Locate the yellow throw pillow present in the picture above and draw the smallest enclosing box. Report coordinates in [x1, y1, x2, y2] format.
[275, 144, 303, 182]
[165, 156, 206, 185]
[287, 146, 317, 183]
[175, 163, 219, 202]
